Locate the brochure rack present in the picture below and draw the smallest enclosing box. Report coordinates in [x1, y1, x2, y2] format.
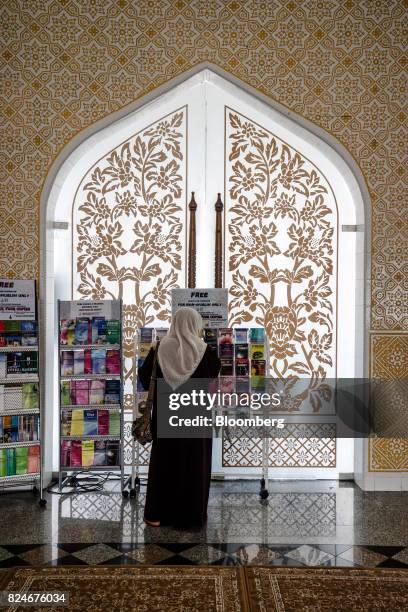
[0, 279, 45, 505]
[129, 326, 270, 499]
[57, 299, 124, 492]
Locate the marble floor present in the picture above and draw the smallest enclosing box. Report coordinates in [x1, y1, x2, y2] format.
[0, 479, 407, 568]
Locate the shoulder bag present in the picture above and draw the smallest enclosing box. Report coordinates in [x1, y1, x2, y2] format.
[131, 343, 159, 445]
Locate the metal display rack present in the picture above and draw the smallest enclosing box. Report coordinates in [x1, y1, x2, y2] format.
[128, 326, 270, 500]
[0, 280, 45, 505]
[57, 299, 124, 493]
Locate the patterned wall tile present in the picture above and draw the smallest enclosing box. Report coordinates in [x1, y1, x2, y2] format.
[369, 333, 408, 471]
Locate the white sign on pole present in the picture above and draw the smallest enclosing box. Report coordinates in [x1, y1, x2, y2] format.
[171, 288, 228, 328]
[0, 279, 36, 320]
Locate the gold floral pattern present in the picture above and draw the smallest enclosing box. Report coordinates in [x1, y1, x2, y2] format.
[226, 109, 336, 409]
[73, 109, 186, 392]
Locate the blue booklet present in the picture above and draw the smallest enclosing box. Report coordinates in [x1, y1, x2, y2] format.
[83, 410, 98, 436]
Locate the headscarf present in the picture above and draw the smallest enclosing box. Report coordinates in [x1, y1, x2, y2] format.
[157, 307, 207, 390]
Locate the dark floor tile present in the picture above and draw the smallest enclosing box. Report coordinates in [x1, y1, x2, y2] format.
[158, 543, 197, 554]
[363, 545, 406, 557]
[156, 555, 196, 565]
[0, 557, 32, 568]
[52, 555, 89, 566]
[100, 555, 140, 565]
[57, 543, 95, 554]
[2, 544, 43, 554]
[377, 559, 408, 568]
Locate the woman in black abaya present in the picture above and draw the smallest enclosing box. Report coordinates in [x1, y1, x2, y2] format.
[138, 307, 220, 529]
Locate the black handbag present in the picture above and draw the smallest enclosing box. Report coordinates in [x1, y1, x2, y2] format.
[131, 344, 159, 445]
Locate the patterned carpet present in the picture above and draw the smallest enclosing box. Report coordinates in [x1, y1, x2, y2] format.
[0, 566, 407, 611]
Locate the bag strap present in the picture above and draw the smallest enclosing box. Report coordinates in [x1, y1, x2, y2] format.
[146, 342, 160, 406]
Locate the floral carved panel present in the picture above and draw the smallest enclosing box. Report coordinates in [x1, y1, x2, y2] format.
[225, 108, 338, 412]
[73, 108, 187, 409]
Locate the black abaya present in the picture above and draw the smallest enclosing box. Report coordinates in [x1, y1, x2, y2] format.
[138, 345, 221, 528]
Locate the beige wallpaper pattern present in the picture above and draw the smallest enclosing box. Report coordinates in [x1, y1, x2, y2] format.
[0, 0, 407, 470]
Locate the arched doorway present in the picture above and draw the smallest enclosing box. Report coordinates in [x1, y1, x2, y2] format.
[40, 66, 369, 484]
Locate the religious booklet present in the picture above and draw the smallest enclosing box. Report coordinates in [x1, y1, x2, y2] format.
[235, 344, 248, 360]
[61, 351, 74, 376]
[219, 342, 233, 359]
[84, 409, 98, 436]
[61, 410, 72, 436]
[219, 376, 234, 394]
[21, 352, 38, 374]
[251, 360, 266, 391]
[60, 320, 75, 346]
[203, 328, 217, 351]
[106, 320, 120, 344]
[22, 382, 38, 409]
[236, 376, 250, 395]
[235, 360, 249, 376]
[140, 328, 154, 343]
[60, 440, 71, 467]
[84, 349, 92, 374]
[105, 380, 120, 404]
[6, 353, 22, 377]
[251, 360, 266, 376]
[82, 440, 94, 467]
[76, 380, 90, 406]
[15, 446, 28, 475]
[70, 441, 82, 468]
[89, 380, 105, 405]
[91, 317, 105, 344]
[73, 350, 85, 375]
[106, 349, 120, 375]
[218, 328, 233, 344]
[27, 445, 40, 473]
[60, 381, 71, 406]
[155, 328, 168, 341]
[91, 348, 106, 374]
[251, 344, 265, 360]
[235, 328, 248, 343]
[106, 441, 119, 466]
[97, 410, 109, 436]
[250, 328, 265, 343]
[21, 321, 38, 346]
[71, 410, 84, 436]
[0, 449, 6, 476]
[109, 411, 120, 436]
[93, 440, 106, 466]
[6, 448, 16, 475]
[0, 354, 6, 378]
[220, 360, 234, 376]
[3, 416, 18, 442]
[75, 318, 89, 345]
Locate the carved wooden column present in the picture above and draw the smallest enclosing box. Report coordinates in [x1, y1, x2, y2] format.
[188, 191, 197, 288]
[214, 193, 223, 288]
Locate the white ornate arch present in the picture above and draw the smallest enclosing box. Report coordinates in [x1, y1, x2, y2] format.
[40, 64, 371, 486]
